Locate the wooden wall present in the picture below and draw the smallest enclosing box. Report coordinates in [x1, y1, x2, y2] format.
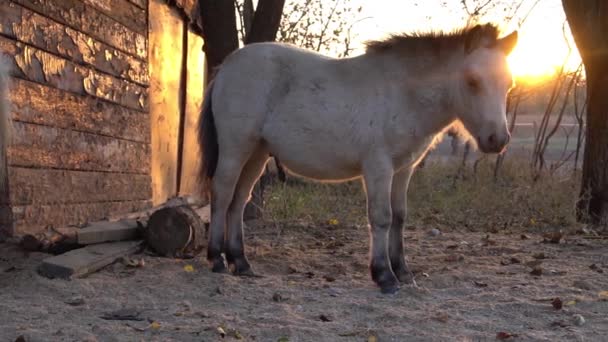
[0, 0, 153, 236]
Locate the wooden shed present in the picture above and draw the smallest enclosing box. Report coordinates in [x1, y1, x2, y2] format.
[0, 0, 206, 238]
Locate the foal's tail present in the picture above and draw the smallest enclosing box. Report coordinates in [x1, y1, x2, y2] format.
[0, 55, 12, 189]
[198, 79, 218, 198]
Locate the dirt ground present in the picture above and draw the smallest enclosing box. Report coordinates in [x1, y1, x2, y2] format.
[1, 221, 607, 342]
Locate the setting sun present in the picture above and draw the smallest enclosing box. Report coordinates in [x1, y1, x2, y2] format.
[507, 21, 581, 81]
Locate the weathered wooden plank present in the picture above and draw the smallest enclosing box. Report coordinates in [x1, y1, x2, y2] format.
[150, 0, 184, 204]
[179, 29, 205, 199]
[80, 0, 147, 36]
[9, 122, 150, 174]
[9, 167, 151, 205]
[77, 219, 140, 244]
[38, 240, 144, 279]
[0, 2, 148, 86]
[0, 36, 148, 111]
[127, 0, 147, 10]
[10, 78, 149, 143]
[14, 0, 147, 60]
[12, 200, 151, 235]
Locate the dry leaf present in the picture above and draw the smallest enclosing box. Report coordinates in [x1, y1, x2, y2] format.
[328, 218, 339, 225]
[565, 300, 576, 306]
[598, 291, 608, 299]
[150, 321, 161, 330]
[184, 265, 195, 272]
[368, 336, 378, 342]
[496, 331, 515, 339]
[552, 297, 563, 310]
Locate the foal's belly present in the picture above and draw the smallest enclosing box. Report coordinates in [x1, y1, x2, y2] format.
[264, 134, 362, 182]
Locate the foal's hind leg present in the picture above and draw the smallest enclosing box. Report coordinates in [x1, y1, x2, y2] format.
[225, 146, 269, 275]
[389, 168, 415, 284]
[208, 154, 249, 273]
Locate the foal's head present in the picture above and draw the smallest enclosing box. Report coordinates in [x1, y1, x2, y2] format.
[455, 24, 517, 153]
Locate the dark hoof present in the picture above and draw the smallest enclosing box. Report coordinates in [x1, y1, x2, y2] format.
[211, 259, 228, 273]
[232, 258, 258, 277]
[380, 282, 400, 294]
[372, 268, 400, 294]
[395, 269, 415, 284]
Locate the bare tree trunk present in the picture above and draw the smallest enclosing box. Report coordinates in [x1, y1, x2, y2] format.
[198, 0, 239, 78]
[245, 0, 286, 44]
[563, 0, 608, 224]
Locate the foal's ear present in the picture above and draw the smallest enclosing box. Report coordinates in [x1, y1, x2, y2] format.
[464, 24, 496, 53]
[497, 31, 518, 55]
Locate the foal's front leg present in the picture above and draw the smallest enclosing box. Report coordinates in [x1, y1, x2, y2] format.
[363, 166, 400, 294]
[389, 168, 415, 284]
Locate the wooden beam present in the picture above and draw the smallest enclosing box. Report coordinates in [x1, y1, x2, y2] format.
[77, 219, 141, 244]
[178, 30, 205, 199]
[149, 0, 184, 204]
[38, 240, 144, 279]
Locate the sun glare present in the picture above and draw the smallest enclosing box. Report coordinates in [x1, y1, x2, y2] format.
[506, 23, 580, 82]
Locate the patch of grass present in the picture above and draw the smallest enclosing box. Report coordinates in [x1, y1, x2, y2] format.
[264, 157, 581, 232]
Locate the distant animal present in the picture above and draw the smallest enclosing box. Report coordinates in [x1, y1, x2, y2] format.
[198, 23, 517, 293]
[0, 54, 12, 189]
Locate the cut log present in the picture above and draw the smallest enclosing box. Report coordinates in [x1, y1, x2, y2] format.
[145, 205, 206, 258]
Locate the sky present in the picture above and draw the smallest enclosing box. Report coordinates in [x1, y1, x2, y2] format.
[345, 0, 582, 79]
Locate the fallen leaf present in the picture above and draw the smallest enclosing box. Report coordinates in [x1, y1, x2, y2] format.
[496, 331, 516, 340]
[525, 260, 543, 268]
[183, 265, 195, 272]
[552, 297, 563, 310]
[217, 326, 226, 338]
[589, 264, 604, 273]
[323, 275, 336, 282]
[565, 300, 576, 306]
[150, 321, 161, 330]
[543, 231, 564, 244]
[272, 292, 286, 302]
[445, 254, 464, 262]
[319, 314, 333, 322]
[598, 291, 608, 299]
[533, 253, 546, 260]
[433, 312, 449, 323]
[368, 336, 378, 342]
[64, 296, 85, 306]
[328, 218, 339, 226]
[100, 308, 143, 321]
[550, 320, 568, 328]
[530, 266, 543, 276]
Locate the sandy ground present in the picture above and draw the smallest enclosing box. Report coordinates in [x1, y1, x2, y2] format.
[1, 221, 607, 342]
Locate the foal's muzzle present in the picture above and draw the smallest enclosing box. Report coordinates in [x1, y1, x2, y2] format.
[478, 131, 510, 154]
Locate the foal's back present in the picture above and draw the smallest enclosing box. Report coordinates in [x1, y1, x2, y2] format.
[212, 43, 391, 181]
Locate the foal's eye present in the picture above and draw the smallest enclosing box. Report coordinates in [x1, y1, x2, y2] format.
[466, 77, 481, 92]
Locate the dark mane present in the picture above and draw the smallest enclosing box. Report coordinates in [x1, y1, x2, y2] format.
[365, 24, 501, 55]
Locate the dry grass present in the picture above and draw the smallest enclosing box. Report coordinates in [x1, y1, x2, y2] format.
[264, 157, 581, 232]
